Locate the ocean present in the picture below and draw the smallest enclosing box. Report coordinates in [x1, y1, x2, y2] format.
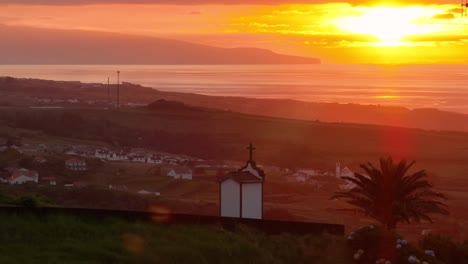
[1, 64, 467, 114]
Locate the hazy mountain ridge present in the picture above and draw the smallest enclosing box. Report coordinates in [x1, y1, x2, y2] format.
[0, 25, 320, 64]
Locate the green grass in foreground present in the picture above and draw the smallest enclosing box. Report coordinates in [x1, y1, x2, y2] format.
[0, 212, 350, 264]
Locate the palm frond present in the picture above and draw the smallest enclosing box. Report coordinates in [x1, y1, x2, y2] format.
[331, 156, 449, 229]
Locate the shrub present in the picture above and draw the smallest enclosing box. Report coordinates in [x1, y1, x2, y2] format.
[419, 234, 463, 264]
[346, 225, 446, 264]
[12, 194, 54, 207]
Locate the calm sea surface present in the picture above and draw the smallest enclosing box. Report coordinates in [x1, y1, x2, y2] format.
[1, 64, 467, 114]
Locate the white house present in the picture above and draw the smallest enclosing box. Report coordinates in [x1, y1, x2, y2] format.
[341, 167, 354, 178]
[8, 168, 39, 185]
[109, 152, 128, 161]
[130, 155, 146, 163]
[147, 156, 162, 164]
[219, 144, 264, 220]
[167, 168, 192, 180]
[95, 149, 111, 159]
[336, 163, 360, 190]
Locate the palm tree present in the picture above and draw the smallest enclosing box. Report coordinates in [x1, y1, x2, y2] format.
[332, 157, 448, 230]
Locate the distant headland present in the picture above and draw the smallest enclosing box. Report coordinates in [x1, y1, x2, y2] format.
[0, 25, 320, 65]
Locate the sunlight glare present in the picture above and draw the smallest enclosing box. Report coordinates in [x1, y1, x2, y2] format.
[333, 7, 440, 46]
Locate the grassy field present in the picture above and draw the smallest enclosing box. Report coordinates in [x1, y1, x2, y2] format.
[0, 212, 349, 264]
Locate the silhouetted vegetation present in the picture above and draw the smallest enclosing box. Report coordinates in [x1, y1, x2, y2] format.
[0, 212, 348, 264]
[0, 193, 53, 207]
[332, 157, 448, 230]
[148, 99, 186, 110]
[333, 157, 448, 261]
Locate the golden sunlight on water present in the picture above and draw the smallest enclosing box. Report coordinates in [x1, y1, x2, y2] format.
[375, 95, 400, 99]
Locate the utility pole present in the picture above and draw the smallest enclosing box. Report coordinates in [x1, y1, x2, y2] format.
[107, 77, 110, 106]
[117, 70, 120, 108]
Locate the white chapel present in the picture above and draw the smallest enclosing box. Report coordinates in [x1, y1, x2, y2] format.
[218, 143, 265, 219]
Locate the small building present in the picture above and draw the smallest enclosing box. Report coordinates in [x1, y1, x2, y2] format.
[219, 143, 264, 220]
[130, 155, 146, 163]
[147, 156, 162, 164]
[65, 158, 87, 171]
[8, 168, 39, 185]
[167, 168, 192, 180]
[95, 149, 111, 159]
[336, 163, 359, 190]
[109, 152, 128, 161]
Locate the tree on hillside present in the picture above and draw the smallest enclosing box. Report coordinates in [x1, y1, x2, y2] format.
[332, 157, 448, 230]
[331, 157, 449, 261]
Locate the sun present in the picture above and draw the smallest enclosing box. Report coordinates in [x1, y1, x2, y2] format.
[333, 6, 440, 46]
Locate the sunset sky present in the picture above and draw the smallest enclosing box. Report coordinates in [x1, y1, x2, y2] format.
[1, 0, 467, 63]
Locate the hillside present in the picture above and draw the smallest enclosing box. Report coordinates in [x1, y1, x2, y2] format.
[1, 77, 468, 132]
[1, 100, 468, 239]
[0, 25, 320, 65]
[4, 103, 468, 172]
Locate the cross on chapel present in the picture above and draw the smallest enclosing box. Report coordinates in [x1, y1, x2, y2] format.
[246, 143, 255, 161]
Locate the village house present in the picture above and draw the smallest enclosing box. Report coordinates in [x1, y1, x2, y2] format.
[167, 167, 193, 180]
[7, 168, 39, 185]
[336, 162, 359, 190]
[65, 158, 87, 171]
[147, 155, 162, 164]
[109, 152, 128, 161]
[95, 149, 112, 159]
[129, 155, 146, 163]
[219, 143, 264, 220]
